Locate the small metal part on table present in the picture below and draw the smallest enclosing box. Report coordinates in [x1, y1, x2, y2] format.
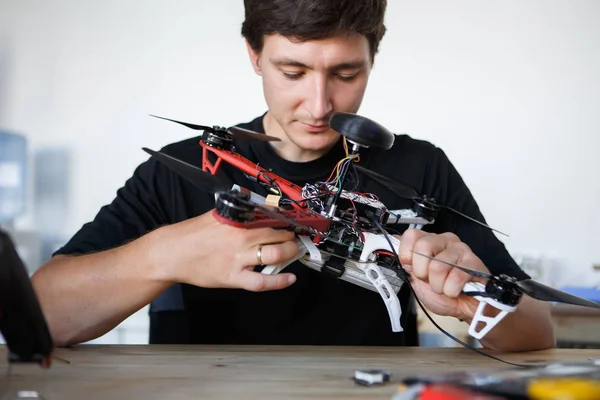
[352, 369, 391, 386]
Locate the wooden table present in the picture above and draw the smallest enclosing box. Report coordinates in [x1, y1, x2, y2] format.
[2, 345, 600, 399]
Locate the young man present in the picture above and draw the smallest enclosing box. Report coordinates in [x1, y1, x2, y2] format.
[31, 0, 555, 351]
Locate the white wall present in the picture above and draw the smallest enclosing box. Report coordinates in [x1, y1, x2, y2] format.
[1, 0, 599, 339]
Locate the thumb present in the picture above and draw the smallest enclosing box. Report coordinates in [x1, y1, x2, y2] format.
[236, 270, 297, 292]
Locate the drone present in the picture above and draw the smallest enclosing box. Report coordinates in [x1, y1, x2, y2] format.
[145, 112, 600, 342]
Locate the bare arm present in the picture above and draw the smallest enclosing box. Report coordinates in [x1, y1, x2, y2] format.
[32, 211, 299, 347]
[32, 228, 171, 347]
[467, 296, 555, 352]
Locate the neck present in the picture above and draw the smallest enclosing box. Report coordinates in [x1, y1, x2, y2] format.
[263, 112, 335, 162]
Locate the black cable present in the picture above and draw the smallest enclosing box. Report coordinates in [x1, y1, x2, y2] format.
[256, 169, 281, 195]
[345, 161, 360, 192]
[370, 217, 534, 369]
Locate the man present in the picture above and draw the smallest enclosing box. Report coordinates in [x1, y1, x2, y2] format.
[31, 0, 555, 351]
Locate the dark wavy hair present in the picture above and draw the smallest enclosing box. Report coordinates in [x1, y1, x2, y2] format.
[241, 0, 387, 60]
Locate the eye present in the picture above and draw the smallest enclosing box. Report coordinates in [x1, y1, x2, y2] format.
[283, 72, 303, 80]
[336, 74, 358, 82]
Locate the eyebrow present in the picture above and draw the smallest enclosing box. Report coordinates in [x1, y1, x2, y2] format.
[269, 57, 367, 71]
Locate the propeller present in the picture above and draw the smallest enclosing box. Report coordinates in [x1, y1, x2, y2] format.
[413, 251, 600, 309]
[149, 114, 281, 142]
[353, 164, 508, 237]
[142, 148, 228, 193]
[228, 126, 281, 142]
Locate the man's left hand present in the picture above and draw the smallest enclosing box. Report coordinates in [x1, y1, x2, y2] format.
[395, 229, 486, 322]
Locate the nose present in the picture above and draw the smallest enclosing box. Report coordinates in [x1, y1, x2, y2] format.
[305, 75, 333, 121]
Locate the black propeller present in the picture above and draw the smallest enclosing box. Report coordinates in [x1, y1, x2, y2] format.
[413, 251, 600, 309]
[354, 165, 419, 199]
[228, 126, 281, 142]
[142, 148, 228, 193]
[353, 164, 508, 237]
[149, 114, 281, 142]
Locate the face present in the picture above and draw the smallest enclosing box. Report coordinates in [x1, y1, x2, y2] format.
[247, 33, 372, 161]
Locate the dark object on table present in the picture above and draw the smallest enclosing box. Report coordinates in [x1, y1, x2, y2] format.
[0, 229, 53, 367]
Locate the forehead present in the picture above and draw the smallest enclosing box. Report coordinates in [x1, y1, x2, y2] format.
[262, 33, 371, 68]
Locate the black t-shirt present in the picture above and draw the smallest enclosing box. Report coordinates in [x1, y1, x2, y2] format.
[54, 113, 528, 346]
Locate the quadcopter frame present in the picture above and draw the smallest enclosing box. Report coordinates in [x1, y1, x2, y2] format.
[148, 113, 437, 333]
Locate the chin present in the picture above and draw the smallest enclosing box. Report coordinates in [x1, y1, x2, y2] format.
[296, 131, 340, 152]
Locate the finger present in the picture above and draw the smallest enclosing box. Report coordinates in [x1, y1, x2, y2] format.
[244, 240, 300, 267]
[244, 227, 296, 247]
[237, 270, 297, 292]
[427, 255, 452, 294]
[426, 241, 470, 295]
[443, 243, 484, 297]
[411, 232, 460, 280]
[444, 267, 472, 298]
[397, 229, 427, 267]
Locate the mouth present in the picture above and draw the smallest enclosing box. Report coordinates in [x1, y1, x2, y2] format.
[299, 122, 330, 133]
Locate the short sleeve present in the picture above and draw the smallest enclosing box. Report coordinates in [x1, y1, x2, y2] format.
[423, 148, 529, 280]
[53, 156, 171, 256]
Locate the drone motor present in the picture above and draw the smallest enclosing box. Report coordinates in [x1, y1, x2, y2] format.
[482, 277, 523, 307]
[215, 191, 255, 222]
[412, 197, 440, 222]
[202, 127, 234, 150]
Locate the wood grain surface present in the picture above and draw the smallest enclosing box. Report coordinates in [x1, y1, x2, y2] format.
[2, 345, 600, 399]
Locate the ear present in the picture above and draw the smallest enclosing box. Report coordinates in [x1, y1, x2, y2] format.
[245, 40, 262, 76]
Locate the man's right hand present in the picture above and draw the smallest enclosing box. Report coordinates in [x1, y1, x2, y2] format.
[32, 208, 300, 346]
[149, 209, 299, 292]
